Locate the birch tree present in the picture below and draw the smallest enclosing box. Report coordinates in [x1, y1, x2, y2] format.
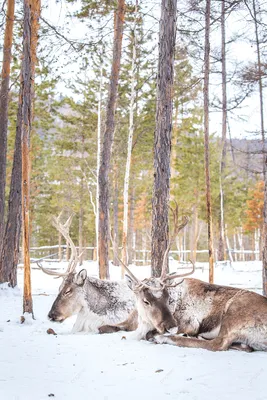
[218, 0, 227, 262]
[121, 0, 138, 274]
[0, 0, 15, 247]
[21, 0, 41, 315]
[203, 0, 214, 283]
[151, 0, 177, 277]
[98, 0, 125, 279]
[95, 63, 103, 264]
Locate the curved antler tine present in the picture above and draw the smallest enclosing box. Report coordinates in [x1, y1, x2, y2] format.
[52, 211, 78, 276]
[63, 214, 74, 229]
[36, 262, 69, 277]
[162, 259, 195, 283]
[117, 257, 140, 284]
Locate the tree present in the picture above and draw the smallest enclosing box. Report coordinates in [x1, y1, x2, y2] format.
[121, 0, 138, 273]
[0, 0, 15, 247]
[151, 0, 177, 277]
[98, 0, 126, 279]
[242, 0, 267, 293]
[21, 0, 41, 315]
[217, 0, 227, 261]
[203, 0, 214, 283]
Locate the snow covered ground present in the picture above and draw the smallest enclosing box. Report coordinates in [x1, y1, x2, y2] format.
[0, 261, 266, 400]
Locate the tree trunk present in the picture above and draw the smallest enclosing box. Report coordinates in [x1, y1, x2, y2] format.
[233, 233, 237, 262]
[79, 178, 84, 266]
[190, 202, 199, 264]
[113, 164, 119, 267]
[218, 0, 227, 262]
[128, 187, 135, 265]
[250, 0, 267, 294]
[183, 226, 187, 261]
[21, 0, 40, 315]
[203, 0, 214, 283]
[0, 97, 22, 287]
[79, 132, 85, 266]
[151, 0, 177, 277]
[96, 64, 103, 268]
[121, 1, 138, 273]
[0, 0, 15, 247]
[142, 231, 147, 265]
[98, 0, 125, 279]
[255, 228, 260, 261]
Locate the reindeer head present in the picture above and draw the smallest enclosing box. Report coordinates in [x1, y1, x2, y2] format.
[123, 258, 194, 337]
[48, 269, 87, 322]
[118, 205, 193, 339]
[126, 275, 178, 334]
[36, 211, 87, 322]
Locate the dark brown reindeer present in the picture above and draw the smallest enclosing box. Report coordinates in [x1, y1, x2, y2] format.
[99, 206, 192, 337]
[100, 209, 267, 352]
[125, 271, 267, 351]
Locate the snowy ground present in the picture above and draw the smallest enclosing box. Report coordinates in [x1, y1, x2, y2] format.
[0, 261, 266, 400]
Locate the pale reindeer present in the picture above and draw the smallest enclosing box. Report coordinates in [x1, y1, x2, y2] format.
[38, 212, 135, 333]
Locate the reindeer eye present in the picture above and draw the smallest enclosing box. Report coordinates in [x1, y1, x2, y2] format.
[143, 299, 150, 306]
[64, 290, 72, 296]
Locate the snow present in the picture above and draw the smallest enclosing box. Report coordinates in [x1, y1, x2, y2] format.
[0, 261, 266, 400]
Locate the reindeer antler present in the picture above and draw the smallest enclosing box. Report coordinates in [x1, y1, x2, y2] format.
[37, 210, 79, 277]
[160, 201, 189, 280]
[118, 202, 193, 292]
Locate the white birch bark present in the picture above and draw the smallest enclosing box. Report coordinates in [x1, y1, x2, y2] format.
[96, 65, 103, 269]
[255, 228, 260, 261]
[225, 224, 233, 264]
[233, 233, 237, 262]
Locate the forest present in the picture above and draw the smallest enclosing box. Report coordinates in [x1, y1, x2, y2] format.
[1, 1, 267, 399]
[0, 1, 267, 294]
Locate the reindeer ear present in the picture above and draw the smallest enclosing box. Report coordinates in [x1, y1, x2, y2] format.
[75, 269, 87, 286]
[125, 274, 137, 291]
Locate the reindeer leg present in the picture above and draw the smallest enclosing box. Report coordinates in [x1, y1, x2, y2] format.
[154, 334, 234, 352]
[98, 310, 138, 334]
[230, 343, 254, 353]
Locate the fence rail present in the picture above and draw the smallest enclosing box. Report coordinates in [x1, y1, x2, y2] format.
[19, 244, 261, 266]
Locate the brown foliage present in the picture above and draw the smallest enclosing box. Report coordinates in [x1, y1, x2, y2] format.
[244, 181, 263, 232]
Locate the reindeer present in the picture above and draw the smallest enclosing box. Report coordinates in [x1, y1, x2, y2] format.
[99, 206, 267, 352]
[99, 207, 191, 337]
[120, 257, 267, 352]
[38, 212, 135, 333]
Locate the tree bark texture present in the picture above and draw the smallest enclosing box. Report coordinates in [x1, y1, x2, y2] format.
[203, 0, 214, 283]
[95, 65, 103, 267]
[250, 0, 267, 294]
[98, 0, 125, 279]
[128, 187, 135, 264]
[0, 0, 15, 247]
[21, 0, 40, 315]
[121, 1, 138, 272]
[218, 0, 227, 262]
[0, 96, 22, 287]
[79, 177, 84, 266]
[113, 164, 119, 267]
[151, 0, 177, 277]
